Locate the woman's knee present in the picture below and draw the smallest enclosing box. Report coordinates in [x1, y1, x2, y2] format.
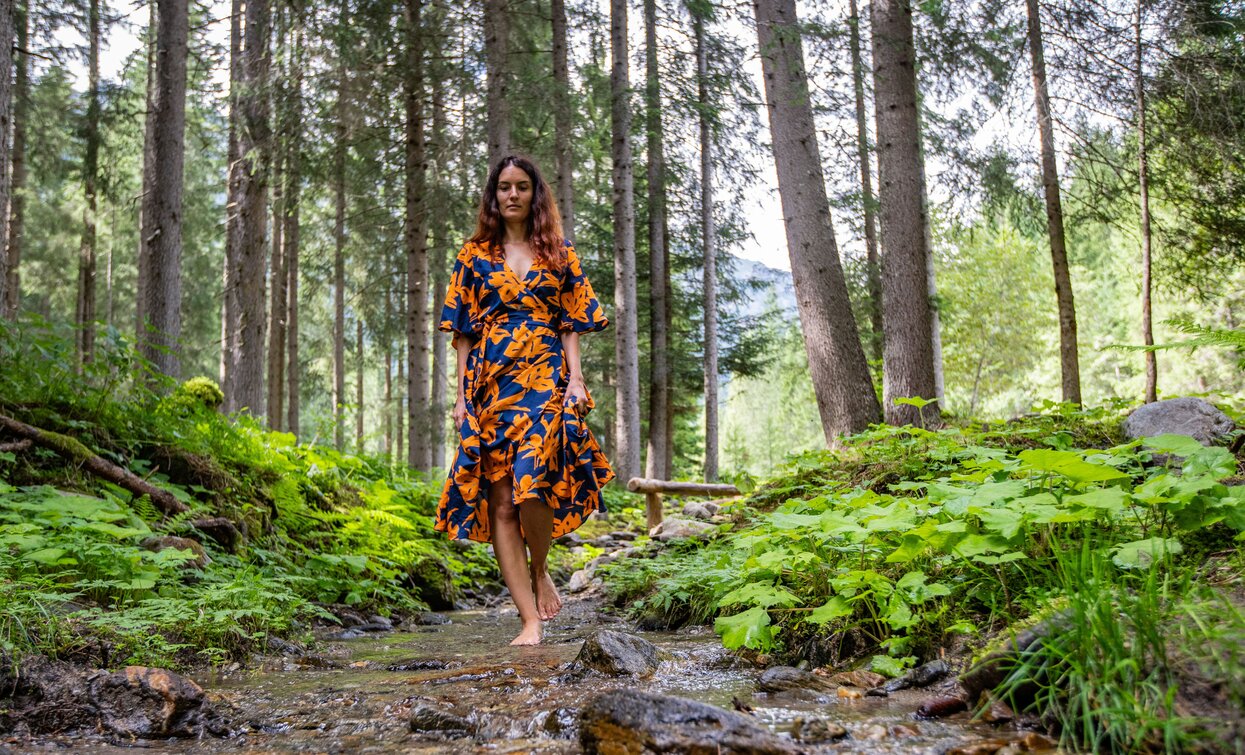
[488, 483, 518, 522]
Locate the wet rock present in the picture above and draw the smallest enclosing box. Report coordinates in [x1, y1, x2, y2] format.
[591, 535, 615, 547]
[0, 657, 228, 738]
[792, 717, 847, 743]
[579, 689, 798, 754]
[866, 659, 951, 696]
[836, 687, 864, 700]
[555, 532, 585, 546]
[649, 518, 716, 542]
[409, 704, 474, 738]
[609, 531, 637, 541]
[264, 636, 304, 656]
[142, 535, 212, 569]
[367, 614, 393, 627]
[823, 669, 886, 688]
[190, 516, 241, 552]
[977, 691, 1015, 724]
[946, 740, 1012, 755]
[574, 630, 663, 678]
[568, 567, 595, 594]
[408, 555, 459, 611]
[916, 695, 969, 719]
[634, 611, 685, 632]
[408, 612, 450, 626]
[1123, 397, 1235, 447]
[857, 723, 889, 741]
[756, 666, 833, 693]
[540, 706, 578, 738]
[961, 613, 1070, 703]
[386, 658, 453, 671]
[354, 621, 393, 633]
[682, 500, 720, 520]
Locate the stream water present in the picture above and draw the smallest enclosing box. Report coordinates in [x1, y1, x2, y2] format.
[30, 597, 1027, 754]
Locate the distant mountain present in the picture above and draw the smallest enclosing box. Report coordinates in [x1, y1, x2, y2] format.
[727, 254, 799, 321]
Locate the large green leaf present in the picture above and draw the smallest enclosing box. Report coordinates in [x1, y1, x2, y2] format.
[1017, 449, 1129, 483]
[806, 596, 853, 625]
[714, 607, 773, 651]
[716, 581, 801, 609]
[1141, 434, 1205, 457]
[1111, 537, 1183, 569]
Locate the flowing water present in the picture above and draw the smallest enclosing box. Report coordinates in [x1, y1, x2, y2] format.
[31, 597, 1021, 754]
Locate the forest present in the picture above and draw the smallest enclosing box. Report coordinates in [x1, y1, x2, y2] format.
[0, 0, 1242, 751]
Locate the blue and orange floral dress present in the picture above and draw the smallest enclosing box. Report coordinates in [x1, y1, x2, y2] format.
[435, 239, 615, 543]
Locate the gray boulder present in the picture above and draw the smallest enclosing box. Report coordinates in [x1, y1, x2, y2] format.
[756, 665, 834, 693]
[574, 629, 663, 678]
[682, 500, 720, 520]
[649, 518, 716, 542]
[579, 689, 798, 754]
[1123, 397, 1235, 447]
[567, 567, 595, 594]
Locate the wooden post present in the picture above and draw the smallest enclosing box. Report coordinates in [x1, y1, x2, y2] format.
[646, 491, 662, 531]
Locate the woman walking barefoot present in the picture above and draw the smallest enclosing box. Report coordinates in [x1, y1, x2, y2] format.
[435, 155, 614, 646]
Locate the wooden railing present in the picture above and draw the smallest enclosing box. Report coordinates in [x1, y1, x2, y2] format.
[626, 477, 741, 530]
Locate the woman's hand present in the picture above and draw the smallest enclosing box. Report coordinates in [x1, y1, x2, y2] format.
[452, 395, 467, 427]
[564, 375, 588, 407]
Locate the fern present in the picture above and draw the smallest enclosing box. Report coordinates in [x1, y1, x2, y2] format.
[1112, 317, 1245, 361]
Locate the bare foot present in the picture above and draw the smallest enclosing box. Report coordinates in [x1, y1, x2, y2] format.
[532, 570, 562, 620]
[510, 620, 542, 646]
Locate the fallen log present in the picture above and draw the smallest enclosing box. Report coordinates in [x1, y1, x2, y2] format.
[0, 413, 188, 517]
[0, 439, 32, 453]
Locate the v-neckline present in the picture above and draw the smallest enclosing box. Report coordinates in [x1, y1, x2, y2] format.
[501, 253, 537, 283]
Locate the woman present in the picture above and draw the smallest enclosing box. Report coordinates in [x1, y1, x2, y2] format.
[435, 155, 615, 646]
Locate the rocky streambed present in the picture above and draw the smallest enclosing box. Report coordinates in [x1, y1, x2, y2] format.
[4, 593, 1060, 754]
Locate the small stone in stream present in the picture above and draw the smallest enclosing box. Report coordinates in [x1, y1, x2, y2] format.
[354, 621, 393, 633]
[141, 536, 212, 569]
[837, 686, 863, 699]
[409, 612, 450, 626]
[555, 532, 585, 546]
[977, 691, 1015, 724]
[540, 707, 578, 738]
[858, 723, 889, 741]
[386, 658, 453, 671]
[409, 704, 474, 738]
[890, 723, 921, 738]
[824, 669, 886, 688]
[756, 665, 834, 693]
[579, 689, 798, 755]
[574, 630, 663, 678]
[792, 717, 847, 743]
[567, 568, 595, 594]
[367, 614, 393, 627]
[682, 500, 720, 520]
[648, 517, 716, 542]
[264, 636, 304, 656]
[916, 695, 970, 719]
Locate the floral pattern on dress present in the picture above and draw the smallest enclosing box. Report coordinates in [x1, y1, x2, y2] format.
[435, 240, 614, 543]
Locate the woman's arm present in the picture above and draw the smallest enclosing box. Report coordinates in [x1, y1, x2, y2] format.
[451, 337, 473, 425]
[560, 331, 587, 405]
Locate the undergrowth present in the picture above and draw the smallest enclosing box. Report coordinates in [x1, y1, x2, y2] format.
[0, 317, 500, 669]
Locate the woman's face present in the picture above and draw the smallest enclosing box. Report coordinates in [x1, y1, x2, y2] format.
[496, 165, 534, 226]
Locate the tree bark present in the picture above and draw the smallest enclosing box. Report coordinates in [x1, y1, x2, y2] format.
[484, 0, 510, 167]
[643, 0, 669, 481]
[384, 289, 393, 460]
[234, 0, 271, 417]
[1135, 0, 1156, 404]
[430, 49, 449, 470]
[870, 0, 939, 428]
[3, 0, 28, 320]
[0, 0, 14, 319]
[552, 0, 574, 240]
[137, 0, 189, 379]
[611, 0, 641, 483]
[396, 272, 406, 466]
[221, 0, 242, 411]
[752, 0, 881, 441]
[406, 0, 431, 471]
[695, 15, 719, 482]
[356, 318, 364, 451]
[333, 7, 348, 449]
[1025, 0, 1081, 406]
[848, 0, 881, 365]
[267, 4, 289, 431]
[285, 18, 304, 438]
[75, 0, 101, 366]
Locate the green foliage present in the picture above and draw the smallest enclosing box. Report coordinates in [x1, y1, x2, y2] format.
[603, 407, 1245, 668]
[0, 322, 499, 668]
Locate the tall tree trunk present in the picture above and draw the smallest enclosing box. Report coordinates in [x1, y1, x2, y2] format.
[235, 0, 270, 416]
[0, 0, 14, 318]
[405, 0, 431, 471]
[396, 272, 406, 467]
[221, 0, 242, 410]
[1025, 0, 1081, 405]
[333, 8, 348, 449]
[695, 15, 719, 482]
[870, 0, 938, 428]
[285, 18, 303, 438]
[356, 318, 364, 451]
[384, 289, 393, 460]
[1135, 0, 1156, 404]
[3, 0, 27, 320]
[752, 0, 881, 441]
[848, 0, 881, 365]
[75, 0, 101, 366]
[136, 0, 155, 343]
[430, 46, 448, 470]
[643, 0, 668, 480]
[484, 0, 509, 167]
[552, 0, 574, 240]
[611, 0, 641, 483]
[137, 0, 189, 378]
[267, 5, 287, 430]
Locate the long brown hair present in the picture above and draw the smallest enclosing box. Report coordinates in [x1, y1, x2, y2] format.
[468, 155, 567, 268]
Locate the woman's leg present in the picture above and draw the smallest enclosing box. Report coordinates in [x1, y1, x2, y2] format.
[487, 475, 542, 645]
[519, 501, 560, 620]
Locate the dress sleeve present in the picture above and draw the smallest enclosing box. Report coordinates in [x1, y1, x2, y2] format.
[439, 244, 483, 345]
[557, 245, 609, 334]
